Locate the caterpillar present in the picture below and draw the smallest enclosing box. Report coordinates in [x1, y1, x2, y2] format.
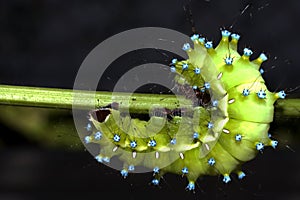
[83, 29, 286, 191]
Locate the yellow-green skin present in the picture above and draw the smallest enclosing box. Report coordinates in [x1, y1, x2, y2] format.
[86, 30, 283, 190]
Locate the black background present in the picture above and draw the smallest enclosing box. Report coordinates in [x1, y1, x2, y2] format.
[0, 0, 300, 199]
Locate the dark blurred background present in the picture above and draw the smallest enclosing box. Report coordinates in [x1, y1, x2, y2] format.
[0, 0, 299, 199]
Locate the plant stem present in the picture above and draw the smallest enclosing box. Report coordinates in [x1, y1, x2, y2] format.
[0, 84, 299, 118]
[274, 99, 300, 118]
[0, 84, 190, 113]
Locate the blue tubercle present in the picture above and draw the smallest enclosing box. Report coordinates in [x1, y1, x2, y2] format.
[235, 134, 242, 141]
[182, 167, 189, 174]
[212, 100, 218, 107]
[130, 141, 137, 148]
[224, 56, 234, 65]
[256, 142, 264, 151]
[192, 85, 198, 90]
[193, 132, 199, 139]
[102, 157, 110, 163]
[242, 88, 250, 96]
[198, 37, 205, 44]
[170, 138, 177, 145]
[238, 171, 246, 180]
[182, 63, 189, 70]
[85, 123, 92, 131]
[170, 66, 176, 73]
[208, 158, 215, 166]
[84, 136, 91, 144]
[113, 134, 121, 142]
[221, 30, 231, 37]
[271, 140, 278, 149]
[128, 165, 135, 171]
[190, 34, 199, 41]
[152, 179, 159, 185]
[243, 48, 253, 56]
[268, 133, 272, 138]
[148, 139, 157, 147]
[171, 58, 178, 64]
[204, 41, 213, 49]
[231, 33, 240, 40]
[207, 122, 214, 129]
[182, 43, 191, 51]
[94, 131, 102, 140]
[260, 68, 264, 74]
[257, 89, 266, 99]
[259, 53, 268, 61]
[204, 82, 210, 89]
[277, 90, 286, 99]
[95, 155, 103, 163]
[186, 181, 195, 191]
[194, 68, 201, 74]
[223, 174, 231, 183]
[153, 167, 160, 174]
[120, 169, 128, 178]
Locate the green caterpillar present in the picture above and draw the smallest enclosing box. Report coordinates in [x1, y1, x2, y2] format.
[84, 29, 286, 191]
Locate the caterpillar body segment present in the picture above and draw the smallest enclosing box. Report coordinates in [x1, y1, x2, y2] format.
[84, 29, 286, 191]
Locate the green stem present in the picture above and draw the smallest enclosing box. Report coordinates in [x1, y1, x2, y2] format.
[0, 84, 190, 113]
[274, 99, 300, 118]
[0, 84, 299, 118]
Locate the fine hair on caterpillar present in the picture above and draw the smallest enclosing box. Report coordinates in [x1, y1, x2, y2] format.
[73, 27, 287, 192]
